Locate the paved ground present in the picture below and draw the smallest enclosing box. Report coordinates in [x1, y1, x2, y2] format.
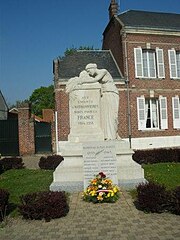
[0, 156, 180, 240]
[21, 155, 42, 169]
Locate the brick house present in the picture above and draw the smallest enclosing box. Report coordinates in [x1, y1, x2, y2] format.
[102, 0, 180, 149]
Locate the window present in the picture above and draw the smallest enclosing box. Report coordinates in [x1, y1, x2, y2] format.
[134, 47, 165, 79]
[168, 49, 180, 79]
[137, 96, 168, 130]
[172, 96, 180, 129]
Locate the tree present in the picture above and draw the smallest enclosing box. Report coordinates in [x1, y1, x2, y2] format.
[29, 85, 55, 117]
[58, 45, 98, 59]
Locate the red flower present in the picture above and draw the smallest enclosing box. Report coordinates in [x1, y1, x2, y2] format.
[99, 172, 106, 178]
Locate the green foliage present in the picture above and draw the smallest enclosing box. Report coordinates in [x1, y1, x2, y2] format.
[143, 163, 180, 190]
[29, 85, 55, 116]
[58, 45, 98, 59]
[0, 169, 53, 206]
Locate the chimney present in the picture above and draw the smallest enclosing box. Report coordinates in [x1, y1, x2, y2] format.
[108, 0, 119, 20]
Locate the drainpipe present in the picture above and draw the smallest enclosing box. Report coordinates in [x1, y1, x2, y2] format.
[55, 111, 59, 153]
[124, 32, 132, 148]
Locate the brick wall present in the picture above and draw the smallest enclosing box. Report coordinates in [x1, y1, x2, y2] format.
[103, 21, 180, 139]
[125, 33, 180, 138]
[55, 86, 70, 140]
[18, 104, 35, 155]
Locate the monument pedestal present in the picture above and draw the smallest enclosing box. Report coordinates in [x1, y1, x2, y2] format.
[50, 140, 146, 192]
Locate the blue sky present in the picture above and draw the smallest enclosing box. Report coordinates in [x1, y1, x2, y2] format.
[0, 0, 180, 105]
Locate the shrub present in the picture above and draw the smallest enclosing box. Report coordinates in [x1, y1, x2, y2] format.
[133, 148, 180, 164]
[0, 161, 3, 174]
[170, 186, 180, 215]
[0, 157, 24, 172]
[136, 182, 171, 213]
[38, 155, 64, 170]
[18, 191, 69, 222]
[0, 189, 10, 222]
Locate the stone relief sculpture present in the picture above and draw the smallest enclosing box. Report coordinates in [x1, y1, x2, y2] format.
[66, 63, 120, 141]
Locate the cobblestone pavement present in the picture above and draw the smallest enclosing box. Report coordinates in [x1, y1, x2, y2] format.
[22, 155, 42, 169]
[0, 191, 180, 240]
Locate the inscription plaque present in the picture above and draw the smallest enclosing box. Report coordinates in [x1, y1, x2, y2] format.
[83, 141, 118, 189]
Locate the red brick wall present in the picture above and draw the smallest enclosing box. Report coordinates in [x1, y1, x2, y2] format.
[18, 105, 35, 155]
[55, 86, 70, 141]
[42, 109, 54, 123]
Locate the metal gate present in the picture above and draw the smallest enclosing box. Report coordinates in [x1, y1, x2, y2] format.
[0, 119, 19, 156]
[35, 122, 52, 153]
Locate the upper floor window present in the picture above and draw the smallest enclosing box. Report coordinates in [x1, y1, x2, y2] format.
[168, 49, 180, 79]
[137, 96, 168, 130]
[134, 47, 165, 79]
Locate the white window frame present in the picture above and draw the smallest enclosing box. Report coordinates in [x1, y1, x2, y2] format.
[159, 96, 168, 129]
[137, 96, 168, 130]
[168, 49, 180, 79]
[134, 47, 165, 79]
[134, 48, 143, 78]
[172, 96, 180, 129]
[156, 48, 165, 78]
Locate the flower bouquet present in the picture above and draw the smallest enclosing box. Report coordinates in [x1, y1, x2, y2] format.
[82, 172, 120, 203]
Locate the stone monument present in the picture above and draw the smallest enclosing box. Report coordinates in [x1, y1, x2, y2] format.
[50, 64, 145, 192]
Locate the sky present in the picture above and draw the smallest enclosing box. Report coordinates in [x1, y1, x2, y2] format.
[0, 0, 180, 105]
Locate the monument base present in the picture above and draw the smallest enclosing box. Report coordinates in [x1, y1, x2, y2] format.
[50, 140, 146, 192]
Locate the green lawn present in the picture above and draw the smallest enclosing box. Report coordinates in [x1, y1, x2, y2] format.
[143, 162, 180, 189]
[0, 169, 53, 205]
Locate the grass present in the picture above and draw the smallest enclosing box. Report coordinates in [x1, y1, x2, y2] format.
[143, 162, 180, 190]
[129, 162, 180, 199]
[0, 169, 53, 217]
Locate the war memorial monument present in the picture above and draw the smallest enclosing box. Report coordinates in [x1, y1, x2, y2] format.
[50, 62, 145, 192]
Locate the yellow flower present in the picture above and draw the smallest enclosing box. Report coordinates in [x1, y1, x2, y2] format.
[111, 192, 114, 197]
[107, 192, 111, 198]
[113, 186, 119, 193]
[97, 195, 103, 201]
[90, 190, 96, 196]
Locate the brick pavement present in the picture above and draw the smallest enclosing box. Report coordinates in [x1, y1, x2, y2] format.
[0, 191, 180, 240]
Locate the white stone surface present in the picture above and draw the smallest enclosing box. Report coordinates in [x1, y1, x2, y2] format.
[68, 83, 104, 142]
[123, 136, 180, 149]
